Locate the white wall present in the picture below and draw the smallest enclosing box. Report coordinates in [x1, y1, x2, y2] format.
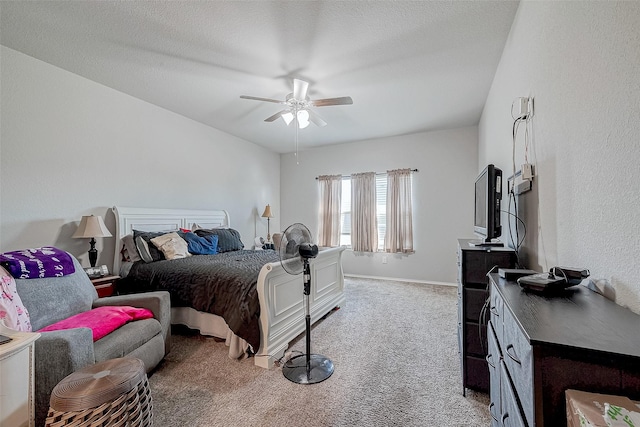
[479, 2, 640, 312]
[0, 46, 280, 269]
[280, 127, 478, 284]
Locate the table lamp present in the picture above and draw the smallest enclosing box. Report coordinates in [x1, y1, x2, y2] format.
[261, 204, 274, 243]
[72, 215, 112, 267]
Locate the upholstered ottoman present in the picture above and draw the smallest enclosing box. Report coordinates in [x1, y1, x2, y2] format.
[45, 357, 152, 427]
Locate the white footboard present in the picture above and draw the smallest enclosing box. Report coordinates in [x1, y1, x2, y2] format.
[254, 246, 345, 368]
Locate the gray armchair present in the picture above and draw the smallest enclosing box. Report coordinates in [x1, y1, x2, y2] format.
[15, 253, 170, 427]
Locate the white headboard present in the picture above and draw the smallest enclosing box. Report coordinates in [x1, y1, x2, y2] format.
[112, 206, 230, 274]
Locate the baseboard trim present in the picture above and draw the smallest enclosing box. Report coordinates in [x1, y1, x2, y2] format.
[345, 274, 456, 287]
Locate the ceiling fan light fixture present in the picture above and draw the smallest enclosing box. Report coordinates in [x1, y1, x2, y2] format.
[297, 109, 310, 129]
[240, 79, 352, 140]
[281, 111, 294, 126]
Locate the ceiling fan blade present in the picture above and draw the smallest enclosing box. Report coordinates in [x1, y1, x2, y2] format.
[240, 95, 285, 104]
[293, 79, 309, 100]
[311, 96, 354, 107]
[264, 110, 289, 122]
[307, 109, 327, 127]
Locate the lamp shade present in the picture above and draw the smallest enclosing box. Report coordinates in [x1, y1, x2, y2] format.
[261, 205, 274, 219]
[72, 215, 112, 238]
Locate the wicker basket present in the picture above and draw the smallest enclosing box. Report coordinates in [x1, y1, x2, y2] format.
[45, 357, 153, 427]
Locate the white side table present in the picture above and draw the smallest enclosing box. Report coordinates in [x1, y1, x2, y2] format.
[0, 324, 40, 427]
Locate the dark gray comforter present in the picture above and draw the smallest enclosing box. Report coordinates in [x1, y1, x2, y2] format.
[118, 250, 281, 351]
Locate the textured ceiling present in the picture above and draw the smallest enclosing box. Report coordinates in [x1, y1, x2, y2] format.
[0, 1, 519, 153]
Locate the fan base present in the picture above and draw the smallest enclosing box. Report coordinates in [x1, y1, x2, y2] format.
[282, 354, 334, 384]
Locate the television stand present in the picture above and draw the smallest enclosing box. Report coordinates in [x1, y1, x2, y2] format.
[468, 240, 503, 247]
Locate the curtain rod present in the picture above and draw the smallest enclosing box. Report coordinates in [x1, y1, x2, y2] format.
[315, 169, 418, 180]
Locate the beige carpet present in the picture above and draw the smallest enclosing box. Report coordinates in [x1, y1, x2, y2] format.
[148, 277, 490, 426]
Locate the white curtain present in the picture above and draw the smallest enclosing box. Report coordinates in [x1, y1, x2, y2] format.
[351, 172, 378, 252]
[385, 168, 414, 253]
[317, 174, 342, 247]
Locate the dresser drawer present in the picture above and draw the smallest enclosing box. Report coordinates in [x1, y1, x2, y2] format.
[462, 252, 490, 283]
[502, 304, 534, 426]
[465, 322, 487, 356]
[500, 361, 528, 427]
[487, 322, 501, 427]
[489, 402, 500, 427]
[489, 284, 504, 343]
[463, 251, 514, 284]
[90, 275, 120, 298]
[465, 287, 488, 322]
[465, 355, 489, 391]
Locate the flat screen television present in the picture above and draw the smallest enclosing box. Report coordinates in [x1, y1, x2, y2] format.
[473, 164, 503, 245]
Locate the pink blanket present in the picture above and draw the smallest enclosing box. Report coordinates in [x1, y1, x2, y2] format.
[39, 306, 153, 341]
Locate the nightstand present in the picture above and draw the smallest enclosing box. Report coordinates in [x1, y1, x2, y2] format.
[90, 275, 120, 298]
[0, 324, 40, 427]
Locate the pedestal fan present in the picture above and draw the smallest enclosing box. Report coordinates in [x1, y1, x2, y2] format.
[279, 223, 334, 384]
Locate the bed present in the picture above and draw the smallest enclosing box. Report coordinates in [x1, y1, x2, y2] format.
[112, 206, 345, 369]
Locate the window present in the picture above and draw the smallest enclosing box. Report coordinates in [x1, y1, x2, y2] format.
[340, 174, 388, 249]
[327, 168, 413, 253]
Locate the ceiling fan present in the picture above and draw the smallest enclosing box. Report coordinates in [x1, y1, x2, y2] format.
[240, 79, 353, 128]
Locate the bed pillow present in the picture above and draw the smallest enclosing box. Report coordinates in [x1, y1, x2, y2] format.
[150, 232, 190, 260]
[0, 266, 31, 332]
[38, 306, 153, 341]
[182, 232, 218, 255]
[133, 230, 175, 262]
[191, 223, 228, 231]
[191, 223, 201, 231]
[134, 236, 155, 263]
[194, 228, 244, 252]
[121, 234, 141, 263]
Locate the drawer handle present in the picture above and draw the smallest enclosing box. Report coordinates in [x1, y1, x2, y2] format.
[490, 306, 499, 317]
[485, 353, 496, 369]
[502, 412, 510, 423]
[489, 402, 499, 422]
[506, 344, 521, 365]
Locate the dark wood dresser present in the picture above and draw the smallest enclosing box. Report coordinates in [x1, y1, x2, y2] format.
[457, 239, 516, 394]
[488, 273, 640, 426]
